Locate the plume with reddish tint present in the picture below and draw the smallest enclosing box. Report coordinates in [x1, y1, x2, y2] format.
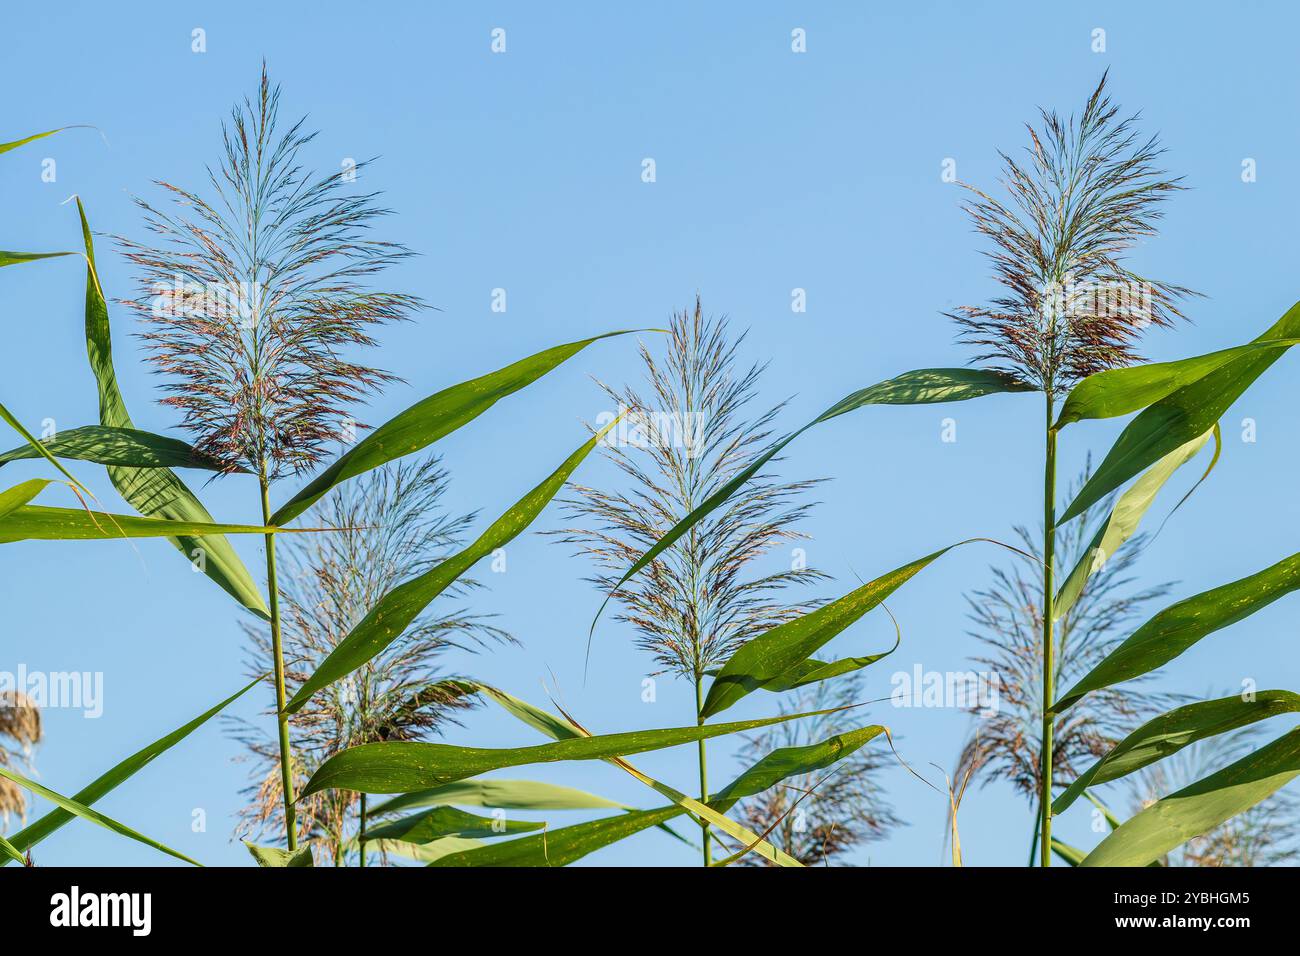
[949, 72, 1196, 392]
[116, 65, 421, 478]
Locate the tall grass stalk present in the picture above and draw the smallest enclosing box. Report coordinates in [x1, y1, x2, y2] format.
[555, 298, 826, 867]
[117, 66, 421, 850]
[949, 73, 1192, 864]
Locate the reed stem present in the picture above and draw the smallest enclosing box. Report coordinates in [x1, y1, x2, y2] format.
[1039, 392, 1057, 868]
[695, 673, 711, 867]
[359, 794, 367, 867]
[260, 474, 298, 851]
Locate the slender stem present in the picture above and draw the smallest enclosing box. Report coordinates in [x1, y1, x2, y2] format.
[1028, 791, 1042, 866]
[695, 673, 711, 867]
[358, 794, 367, 868]
[260, 473, 297, 851]
[1039, 392, 1058, 868]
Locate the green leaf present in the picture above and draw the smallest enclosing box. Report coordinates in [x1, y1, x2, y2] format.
[0, 127, 72, 155]
[369, 778, 626, 816]
[285, 421, 617, 712]
[430, 725, 884, 867]
[1082, 727, 1300, 867]
[0, 250, 75, 268]
[363, 805, 545, 844]
[5, 679, 258, 857]
[378, 836, 485, 863]
[0, 505, 288, 543]
[1053, 551, 1300, 714]
[244, 842, 314, 867]
[300, 707, 835, 798]
[430, 807, 679, 867]
[1055, 691, 1300, 814]
[1053, 428, 1214, 620]
[75, 200, 268, 618]
[271, 330, 643, 526]
[0, 834, 24, 865]
[1060, 304, 1300, 525]
[709, 725, 886, 812]
[593, 368, 1032, 643]
[0, 765, 201, 866]
[0, 398, 93, 497]
[1055, 337, 1300, 428]
[701, 539, 993, 719]
[0, 425, 239, 472]
[0, 478, 52, 519]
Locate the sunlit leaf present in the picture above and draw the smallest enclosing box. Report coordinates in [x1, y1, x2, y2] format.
[363, 805, 545, 844]
[1082, 727, 1300, 867]
[0, 505, 287, 543]
[244, 842, 313, 867]
[1055, 691, 1300, 814]
[0, 425, 239, 472]
[271, 331, 644, 525]
[369, 778, 626, 816]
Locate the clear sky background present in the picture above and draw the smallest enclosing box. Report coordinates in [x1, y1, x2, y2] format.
[3, 1, 1299, 867]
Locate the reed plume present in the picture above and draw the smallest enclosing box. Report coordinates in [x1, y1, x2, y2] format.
[554, 297, 827, 865]
[117, 65, 421, 849]
[229, 456, 510, 865]
[950, 73, 1193, 864]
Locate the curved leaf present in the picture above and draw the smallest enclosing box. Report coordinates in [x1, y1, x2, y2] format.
[0, 425, 239, 472]
[1054, 428, 1214, 621]
[271, 330, 643, 525]
[1055, 338, 1300, 428]
[285, 421, 617, 713]
[1053, 550, 1300, 714]
[0, 765, 200, 866]
[1082, 727, 1300, 867]
[300, 706, 835, 798]
[1055, 691, 1300, 814]
[1060, 304, 1300, 525]
[363, 805, 545, 844]
[75, 200, 267, 618]
[369, 778, 626, 817]
[702, 539, 999, 719]
[592, 368, 1034, 641]
[0, 128, 72, 155]
[5, 679, 258, 857]
[0, 478, 52, 519]
[0, 399, 93, 497]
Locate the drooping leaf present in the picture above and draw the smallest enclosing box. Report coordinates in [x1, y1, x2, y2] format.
[369, 778, 626, 817]
[5, 679, 259, 857]
[0, 478, 52, 519]
[1054, 428, 1214, 620]
[1055, 691, 1300, 814]
[0, 765, 200, 866]
[300, 706, 836, 798]
[271, 331, 643, 525]
[1060, 304, 1300, 524]
[244, 842, 314, 867]
[701, 539, 997, 719]
[1055, 337, 1300, 428]
[363, 805, 545, 844]
[285, 421, 618, 713]
[1053, 551, 1300, 714]
[0, 505, 286, 543]
[708, 725, 886, 812]
[591, 369, 1034, 640]
[429, 807, 679, 868]
[0, 425, 239, 472]
[378, 836, 485, 863]
[1082, 727, 1300, 867]
[0, 250, 75, 268]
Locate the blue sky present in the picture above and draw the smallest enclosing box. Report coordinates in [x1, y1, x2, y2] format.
[3, 1, 1299, 866]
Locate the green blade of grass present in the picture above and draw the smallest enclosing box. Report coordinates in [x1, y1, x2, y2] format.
[0, 425, 241, 472]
